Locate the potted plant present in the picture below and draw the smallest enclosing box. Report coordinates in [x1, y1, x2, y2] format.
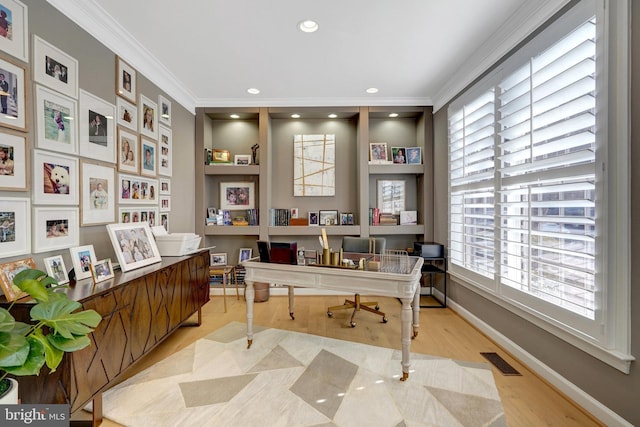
[0, 268, 102, 403]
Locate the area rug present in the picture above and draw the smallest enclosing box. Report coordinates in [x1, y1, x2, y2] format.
[95, 322, 506, 426]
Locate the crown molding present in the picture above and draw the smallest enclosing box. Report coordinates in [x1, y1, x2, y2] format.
[432, 0, 571, 112]
[194, 96, 433, 108]
[47, 0, 198, 114]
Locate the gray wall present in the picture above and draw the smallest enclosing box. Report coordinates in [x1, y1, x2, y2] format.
[431, 4, 639, 425]
[0, 1, 195, 270]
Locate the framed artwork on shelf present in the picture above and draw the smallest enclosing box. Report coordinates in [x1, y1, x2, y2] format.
[369, 142, 389, 163]
[32, 35, 78, 99]
[116, 97, 137, 131]
[0, 131, 27, 191]
[308, 211, 318, 226]
[293, 134, 335, 196]
[159, 195, 170, 212]
[319, 210, 338, 226]
[32, 149, 79, 205]
[158, 125, 172, 176]
[117, 127, 139, 174]
[159, 178, 170, 195]
[220, 181, 254, 210]
[90, 258, 114, 284]
[212, 149, 230, 163]
[118, 207, 158, 227]
[118, 173, 158, 205]
[139, 94, 157, 140]
[68, 244, 97, 281]
[377, 179, 406, 215]
[43, 254, 69, 285]
[234, 154, 251, 165]
[238, 248, 252, 264]
[392, 147, 406, 164]
[0, 257, 35, 301]
[406, 146, 422, 164]
[0, 55, 27, 131]
[158, 94, 171, 127]
[116, 56, 136, 104]
[160, 212, 169, 231]
[80, 160, 116, 226]
[79, 89, 116, 163]
[0, 0, 28, 62]
[32, 206, 79, 253]
[0, 197, 29, 257]
[35, 84, 78, 155]
[140, 137, 157, 177]
[106, 222, 162, 272]
[210, 252, 227, 266]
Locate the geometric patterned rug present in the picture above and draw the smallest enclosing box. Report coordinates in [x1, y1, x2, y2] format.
[93, 322, 506, 426]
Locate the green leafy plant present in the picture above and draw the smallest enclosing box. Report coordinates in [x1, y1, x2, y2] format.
[0, 268, 102, 396]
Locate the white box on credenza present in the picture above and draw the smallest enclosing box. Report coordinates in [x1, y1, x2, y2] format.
[399, 210, 417, 225]
[151, 226, 202, 256]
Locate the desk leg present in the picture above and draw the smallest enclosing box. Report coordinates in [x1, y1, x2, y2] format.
[400, 296, 413, 381]
[245, 280, 255, 349]
[412, 286, 420, 338]
[288, 285, 295, 319]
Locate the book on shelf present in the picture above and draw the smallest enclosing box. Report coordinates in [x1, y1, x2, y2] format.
[290, 218, 308, 226]
[246, 208, 258, 226]
[378, 213, 398, 225]
[270, 208, 292, 226]
[369, 207, 380, 226]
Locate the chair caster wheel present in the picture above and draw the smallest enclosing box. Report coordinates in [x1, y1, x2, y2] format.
[327, 311, 333, 317]
[350, 322, 356, 328]
[375, 305, 380, 310]
[382, 317, 388, 323]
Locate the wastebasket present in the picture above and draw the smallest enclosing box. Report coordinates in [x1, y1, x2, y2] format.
[253, 282, 270, 302]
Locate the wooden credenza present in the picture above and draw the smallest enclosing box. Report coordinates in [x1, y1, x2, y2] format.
[2, 250, 210, 424]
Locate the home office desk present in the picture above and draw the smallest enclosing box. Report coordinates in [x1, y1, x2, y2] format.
[243, 254, 424, 380]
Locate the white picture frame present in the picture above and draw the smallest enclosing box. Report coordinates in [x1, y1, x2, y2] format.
[79, 89, 116, 163]
[220, 181, 255, 210]
[0, 130, 27, 191]
[32, 149, 79, 205]
[43, 254, 69, 285]
[35, 84, 78, 155]
[116, 96, 137, 131]
[210, 252, 227, 266]
[0, 196, 29, 257]
[160, 212, 169, 232]
[118, 173, 158, 205]
[32, 35, 78, 99]
[158, 125, 172, 177]
[106, 222, 162, 272]
[158, 94, 171, 127]
[80, 160, 116, 226]
[139, 94, 157, 140]
[140, 137, 157, 178]
[159, 195, 170, 212]
[238, 248, 252, 264]
[68, 244, 97, 281]
[0, 0, 28, 62]
[159, 178, 170, 195]
[118, 207, 158, 227]
[234, 154, 251, 165]
[0, 55, 27, 131]
[32, 206, 79, 253]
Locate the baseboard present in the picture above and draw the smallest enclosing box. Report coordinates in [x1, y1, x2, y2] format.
[209, 286, 350, 297]
[447, 298, 632, 427]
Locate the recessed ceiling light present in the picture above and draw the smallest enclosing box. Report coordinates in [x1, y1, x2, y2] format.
[230, 114, 240, 119]
[366, 87, 379, 94]
[389, 113, 399, 118]
[291, 114, 300, 119]
[298, 20, 319, 33]
[247, 88, 260, 95]
[328, 113, 338, 119]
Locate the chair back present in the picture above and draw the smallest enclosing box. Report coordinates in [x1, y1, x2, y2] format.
[342, 236, 386, 254]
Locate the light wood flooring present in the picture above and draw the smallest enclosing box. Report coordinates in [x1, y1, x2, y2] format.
[83, 293, 603, 427]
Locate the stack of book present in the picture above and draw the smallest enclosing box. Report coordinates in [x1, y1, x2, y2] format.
[246, 208, 258, 225]
[270, 208, 292, 226]
[379, 213, 398, 225]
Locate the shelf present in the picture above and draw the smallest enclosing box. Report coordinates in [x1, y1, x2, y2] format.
[369, 224, 425, 235]
[268, 225, 361, 236]
[204, 225, 260, 236]
[205, 165, 260, 175]
[368, 164, 424, 174]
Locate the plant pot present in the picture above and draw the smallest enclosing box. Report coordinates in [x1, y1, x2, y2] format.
[0, 378, 18, 404]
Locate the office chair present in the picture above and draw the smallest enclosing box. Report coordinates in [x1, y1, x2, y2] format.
[327, 236, 388, 327]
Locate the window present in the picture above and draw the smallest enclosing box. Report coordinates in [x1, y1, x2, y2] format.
[447, 0, 631, 372]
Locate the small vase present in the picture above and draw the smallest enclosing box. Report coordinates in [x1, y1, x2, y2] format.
[0, 378, 18, 404]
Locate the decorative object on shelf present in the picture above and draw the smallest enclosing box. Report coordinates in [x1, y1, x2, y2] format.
[0, 55, 27, 131]
[68, 244, 97, 281]
[319, 210, 339, 226]
[79, 89, 116, 163]
[35, 84, 78, 155]
[0, 131, 27, 191]
[0, 197, 29, 257]
[139, 94, 158, 140]
[0, 268, 102, 403]
[234, 154, 251, 165]
[251, 143, 259, 165]
[80, 160, 116, 226]
[106, 222, 162, 272]
[232, 216, 248, 226]
[220, 181, 255, 210]
[32, 149, 79, 205]
[0, 0, 28, 62]
[308, 211, 318, 226]
[377, 179, 406, 215]
[210, 252, 227, 266]
[340, 212, 355, 225]
[212, 149, 231, 163]
[392, 147, 407, 164]
[400, 210, 418, 225]
[33, 35, 78, 99]
[290, 207, 299, 218]
[0, 256, 35, 301]
[116, 56, 137, 104]
[406, 146, 422, 164]
[293, 134, 335, 196]
[90, 258, 114, 283]
[369, 142, 389, 163]
[43, 254, 69, 285]
[32, 206, 79, 253]
[140, 137, 158, 178]
[238, 248, 252, 264]
[158, 125, 172, 177]
[158, 94, 171, 127]
[116, 97, 137, 131]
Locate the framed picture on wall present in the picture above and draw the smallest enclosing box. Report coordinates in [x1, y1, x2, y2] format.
[117, 127, 139, 174]
[220, 181, 254, 210]
[140, 137, 157, 178]
[0, 130, 27, 191]
[0, 0, 28, 62]
[80, 160, 116, 226]
[32, 35, 78, 99]
[35, 84, 78, 155]
[139, 94, 157, 140]
[159, 178, 170, 195]
[158, 94, 171, 127]
[160, 212, 169, 231]
[116, 56, 136, 104]
[116, 97, 137, 131]
[79, 89, 116, 163]
[0, 55, 27, 131]
[32, 206, 79, 253]
[117, 173, 158, 205]
[158, 125, 172, 176]
[0, 196, 29, 257]
[32, 149, 79, 205]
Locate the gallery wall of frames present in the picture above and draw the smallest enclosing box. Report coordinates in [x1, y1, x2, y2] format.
[0, 0, 178, 298]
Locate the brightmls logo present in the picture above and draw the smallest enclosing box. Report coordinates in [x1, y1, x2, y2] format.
[0, 405, 69, 426]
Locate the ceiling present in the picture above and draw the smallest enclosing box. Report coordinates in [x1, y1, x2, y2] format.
[49, 0, 568, 113]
